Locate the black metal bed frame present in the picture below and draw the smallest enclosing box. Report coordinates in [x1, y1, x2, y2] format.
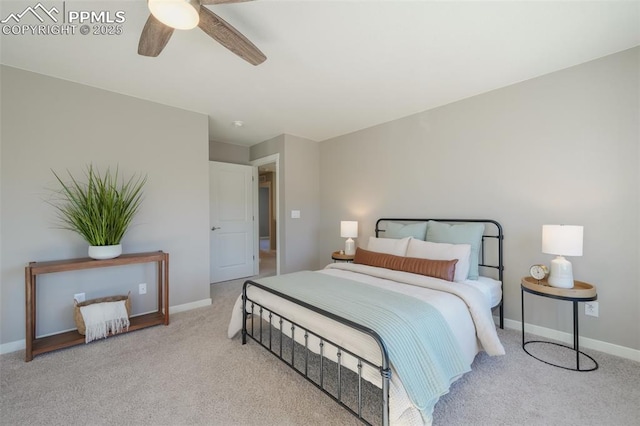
[242, 280, 391, 425]
[375, 218, 505, 329]
[241, 218, 504, 426]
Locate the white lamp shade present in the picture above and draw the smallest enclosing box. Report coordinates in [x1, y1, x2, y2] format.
[542, 225, 583, 256]
[148, 0, 200, 30]
[340, 221, 358, 238]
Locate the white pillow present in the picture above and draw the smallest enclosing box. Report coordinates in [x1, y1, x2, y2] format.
[367, 237, 411, 256]
[406, 239, 471, 282]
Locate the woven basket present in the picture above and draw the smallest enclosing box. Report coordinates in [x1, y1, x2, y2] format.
[74, 293, 131, 335]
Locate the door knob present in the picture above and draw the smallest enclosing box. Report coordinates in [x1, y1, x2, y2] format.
[211, 226, 221, 231]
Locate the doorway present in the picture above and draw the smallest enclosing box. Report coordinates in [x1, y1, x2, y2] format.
[252, 155, 279, 277]
[259, 181, 273, 250]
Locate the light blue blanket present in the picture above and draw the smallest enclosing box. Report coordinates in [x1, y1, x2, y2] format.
[254, 271, 470, 412]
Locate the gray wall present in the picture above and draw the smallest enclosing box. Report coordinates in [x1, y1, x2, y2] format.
[318, 47, 639, 351]
[1, 66, 211, 345]
[209, 140, 250, 164]
[283, 135, 321, 272]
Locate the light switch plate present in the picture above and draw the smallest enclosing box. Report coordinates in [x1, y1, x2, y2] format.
[291, 210, 301, 219]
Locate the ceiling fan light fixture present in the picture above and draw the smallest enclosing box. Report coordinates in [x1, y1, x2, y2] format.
[148, 0, 200, 30]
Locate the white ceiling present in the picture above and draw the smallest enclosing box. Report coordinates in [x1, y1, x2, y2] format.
[1, 1, 639, 146]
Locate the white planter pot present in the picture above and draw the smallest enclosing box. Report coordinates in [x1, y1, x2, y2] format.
[88, 244, 122, 260]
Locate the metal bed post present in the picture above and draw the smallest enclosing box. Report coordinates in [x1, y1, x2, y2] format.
[242, 280, 391, 426]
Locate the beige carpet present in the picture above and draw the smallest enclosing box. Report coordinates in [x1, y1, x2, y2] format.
[1, 278, 639, 425]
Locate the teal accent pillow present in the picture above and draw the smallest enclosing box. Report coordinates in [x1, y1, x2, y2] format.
[385, 221, 428, 240]
[426, 220, 484, 280]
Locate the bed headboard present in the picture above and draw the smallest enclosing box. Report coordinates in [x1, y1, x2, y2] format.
[375, 218, 504, 282]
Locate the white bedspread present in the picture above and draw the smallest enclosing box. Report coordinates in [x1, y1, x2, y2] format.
[227, 264, 504, 425]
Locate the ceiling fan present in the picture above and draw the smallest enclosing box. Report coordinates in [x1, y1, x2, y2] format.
[138, 0, 266, 66]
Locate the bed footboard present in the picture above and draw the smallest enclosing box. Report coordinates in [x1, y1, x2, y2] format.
[242, 279, 391, 426]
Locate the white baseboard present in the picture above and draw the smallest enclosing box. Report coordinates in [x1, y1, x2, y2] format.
[497, 316, 640, 362]
[0, 339, 26, 356]
[169, 298, 212, 314]
[0, 297, 213, 356]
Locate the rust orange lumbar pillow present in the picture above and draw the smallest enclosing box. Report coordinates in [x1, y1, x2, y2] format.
[353, 247, 458, 282]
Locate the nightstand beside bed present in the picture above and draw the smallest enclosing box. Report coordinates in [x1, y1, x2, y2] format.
[331, 251, 355, 262]
[521, 276, 598, 372]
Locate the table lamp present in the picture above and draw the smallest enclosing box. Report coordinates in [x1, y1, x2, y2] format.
[340, 221, 358, 255]
[542, 225, 583, 288]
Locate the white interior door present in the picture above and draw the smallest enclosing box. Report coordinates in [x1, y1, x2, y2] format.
[210, 161, 256, 283]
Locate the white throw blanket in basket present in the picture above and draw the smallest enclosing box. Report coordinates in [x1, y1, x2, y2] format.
[80, 301, 130, 343]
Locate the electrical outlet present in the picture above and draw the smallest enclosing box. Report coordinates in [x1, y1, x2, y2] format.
[74, 293, 85, 303]
[139, 283, 147, 295]
[585, 301, 599, 317]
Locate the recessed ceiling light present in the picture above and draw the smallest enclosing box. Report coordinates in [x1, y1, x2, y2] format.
[232, 120, 244, 128]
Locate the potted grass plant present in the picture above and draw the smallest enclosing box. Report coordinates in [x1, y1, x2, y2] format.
[49, 165, 147, 259]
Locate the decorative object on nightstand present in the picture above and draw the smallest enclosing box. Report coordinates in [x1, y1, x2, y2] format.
[529, 264, 549, 283]
[521, 276, 598, 371]
[331, 251, 355, 262]
[542, 224, 583, 288]
[340, 221, 358, 256]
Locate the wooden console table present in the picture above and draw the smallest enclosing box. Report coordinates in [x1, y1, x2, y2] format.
[25, 251, 169, 362]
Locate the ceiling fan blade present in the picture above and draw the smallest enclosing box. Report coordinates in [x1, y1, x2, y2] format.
[198, 7, 266, 65]
[138, 14, 175, 57]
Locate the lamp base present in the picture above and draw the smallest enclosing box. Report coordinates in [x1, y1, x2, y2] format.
[344, 238, 355, 256]
[548, 255, 574, 288]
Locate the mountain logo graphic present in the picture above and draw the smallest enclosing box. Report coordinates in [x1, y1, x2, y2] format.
[1, 3, 60, 24]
